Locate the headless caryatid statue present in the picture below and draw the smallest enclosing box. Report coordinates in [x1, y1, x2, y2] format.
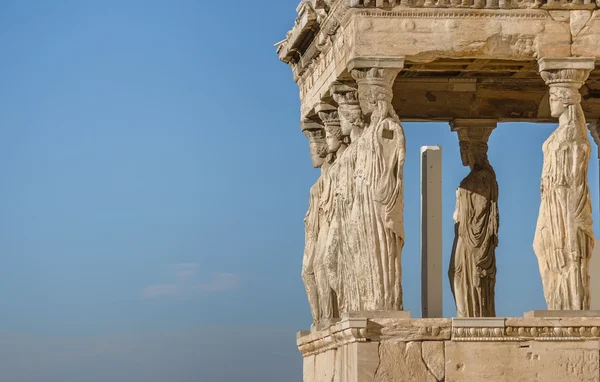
[323, 83, 365, 315]
[347, 67, 405, 312]
[534, 68, 595, 311]
[301, 121, 329, 327]
[449, 123, 499, 318]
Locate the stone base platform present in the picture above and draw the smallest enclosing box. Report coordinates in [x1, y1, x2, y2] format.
[298, 313, 600, 381]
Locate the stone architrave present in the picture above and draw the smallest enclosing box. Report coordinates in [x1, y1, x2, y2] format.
[449, 119, 499, 318]
[534, 57, 596, 311]
[301, 120, 330, 327]
[347, 63, 406, 312]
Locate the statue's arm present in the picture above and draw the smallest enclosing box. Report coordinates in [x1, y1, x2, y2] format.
[453, 188, 461, 223]
[375, 119, 406, 237]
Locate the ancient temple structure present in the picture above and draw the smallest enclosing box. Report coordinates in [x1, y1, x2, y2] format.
[277, 0, 600, 380]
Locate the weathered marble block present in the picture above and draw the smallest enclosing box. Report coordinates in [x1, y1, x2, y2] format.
[299, 315, 600, 382]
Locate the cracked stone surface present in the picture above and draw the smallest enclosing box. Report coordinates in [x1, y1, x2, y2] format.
[422, 342, 445, 381]
[374, 340, 440, 382]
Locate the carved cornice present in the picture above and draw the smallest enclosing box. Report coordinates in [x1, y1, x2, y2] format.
[277, 4, 318, 65]
[297, 316, 451, 356]
[504, 325, 600, 340]
[297, 316, 600, 356]
[452, 318, 507, 341]
[297, 317, 369, 356]
[279, 0, 349, 78]
[453, 317, 600, 342]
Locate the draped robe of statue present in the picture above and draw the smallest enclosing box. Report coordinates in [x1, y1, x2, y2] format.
[449, 163, 499, 317]
[324, 144, 358, 314]
[533, 104, 594, 310]
[348, 114, 405, 312]
[302, 175, 324, 324]
[314, 159, 338, 320]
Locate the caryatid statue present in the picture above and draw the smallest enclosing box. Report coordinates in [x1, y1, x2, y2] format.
[448, 120, 499, 318]
[301, 120, 329, 326]
[348, 67, 405, 312]
[323, 84, 366, 314]
[534, 59, 596, 311]
[313, 105, 344, 323]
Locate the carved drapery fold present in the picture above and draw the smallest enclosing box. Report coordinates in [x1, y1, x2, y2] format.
[345, 66, 406, 312]
[300, 64, 407, 326]
[301, 120, 329, 326]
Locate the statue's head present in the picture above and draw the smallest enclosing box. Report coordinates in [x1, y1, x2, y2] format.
[541, 68, 587, 119]
[453, 124, 494, 169]
[332, 85, 365, 137]
[549, 86, 581, 118]
[324, 124, 343, 153]
[459, 141, 488, 168]
[301, 120, 328, 168]
[318, 110, 346, 154]
[352, 68, 396, 117]
[458, 142, 471, 167]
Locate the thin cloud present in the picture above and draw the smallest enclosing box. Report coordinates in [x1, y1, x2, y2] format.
[142, 264, 240, 299]
[142, 284, 179, 298]
[195, 273, 240, 292]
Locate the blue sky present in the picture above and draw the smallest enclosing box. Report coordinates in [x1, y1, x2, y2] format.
[0, 1, 598, 381]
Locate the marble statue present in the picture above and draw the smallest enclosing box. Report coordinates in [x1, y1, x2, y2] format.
[323, 84, 366, 314]
[534, 68, 595, 310]
[347, 67, 405, 312]
[313, 109, 343, 323]
[449, 123, 499, 318]
[301, 121, 329, 326]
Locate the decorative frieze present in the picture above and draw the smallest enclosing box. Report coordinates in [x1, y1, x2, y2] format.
[300, 316, 600, 358]
[451, 317, 600, 341]
[349, 0, 597, 9]
[356, 8, 550, 18]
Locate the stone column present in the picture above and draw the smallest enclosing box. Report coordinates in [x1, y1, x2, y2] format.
[449, 119, 499, 318]
[534, 57, 596, 311]
[421, 146, 443, 319]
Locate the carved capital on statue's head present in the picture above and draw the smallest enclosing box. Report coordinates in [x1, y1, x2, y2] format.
[331, 82, 360, 106]
[539, 57, 594, 89]
[451, 119, 497, 168]
[351, 68, 398, 116]
[331, 81, 365, 139]
[302, 119, 328, 168]
[538, 58, 595, 117]
[540, 69, 590, 89]
[538, 58, 595, 121]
